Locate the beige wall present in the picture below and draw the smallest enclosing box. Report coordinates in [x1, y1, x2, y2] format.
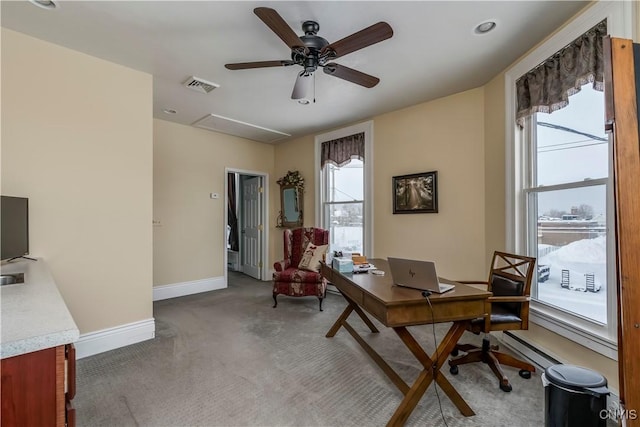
[483, 74, 507, 265]
[153, 119, 275, 286]
[374, 88, 486, 278]
[1, 29, 153, 333]
[637, 2, 640, 41]
[272, 88, 487, 280]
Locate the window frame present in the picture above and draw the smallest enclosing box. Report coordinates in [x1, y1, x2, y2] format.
[315, 121, 373, 257]
[504, 1, 634, 360]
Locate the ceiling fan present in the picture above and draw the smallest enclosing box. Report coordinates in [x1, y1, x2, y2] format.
[225, 7, 393, 102]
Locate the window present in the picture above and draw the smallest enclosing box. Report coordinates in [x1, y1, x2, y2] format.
[322, 159, 364, 254]
[506, 1, 633, 359]
[315, 121, 373, 257]
[525, 88, 609, 324]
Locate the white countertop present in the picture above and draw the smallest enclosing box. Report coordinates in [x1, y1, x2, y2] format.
[1, 258, 79, 359]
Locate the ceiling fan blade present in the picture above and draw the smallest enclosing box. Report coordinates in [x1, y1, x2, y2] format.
[323, 63, 379, 88]
[225, 60, 294, 70]
[254, 7, 308, 53]
[322, 22, 393, 59]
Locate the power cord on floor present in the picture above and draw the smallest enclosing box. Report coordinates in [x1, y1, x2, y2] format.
[421, 291, 450, 427]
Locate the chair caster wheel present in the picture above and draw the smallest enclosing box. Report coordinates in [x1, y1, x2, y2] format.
[451, 349, 459, 357]
[519, 370, 532, 379]
[449, 365, 459, 375]
[500, 383, 512, 392]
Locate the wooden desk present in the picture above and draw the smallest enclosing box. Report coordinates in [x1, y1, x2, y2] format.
[321, 259, 491, 426]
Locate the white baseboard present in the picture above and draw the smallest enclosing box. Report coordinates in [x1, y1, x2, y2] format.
[498, 331, 562, 371]
[75, 318, 155, 359]
[153, 276, 226, 301]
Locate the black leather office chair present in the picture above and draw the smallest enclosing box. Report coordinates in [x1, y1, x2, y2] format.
[448, 251, 537, 392]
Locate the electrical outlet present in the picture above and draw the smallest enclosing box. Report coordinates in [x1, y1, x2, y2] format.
[210, 193, 219, 199]
[152, 220, 162, 227]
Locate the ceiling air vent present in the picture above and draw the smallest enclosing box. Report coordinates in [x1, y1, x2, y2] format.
[183, 76, 219, 94]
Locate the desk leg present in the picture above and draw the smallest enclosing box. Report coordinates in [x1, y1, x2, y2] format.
[342, 321, 410, 395]
[388, 322, 475, 426]
[326, 295, 407, 395]
[432, 322, 475, 417]
[386, 369, 434, 427]
[326, 304, 354, 338]
[352, 304, 380, 333]
[326, 293, 379, 338]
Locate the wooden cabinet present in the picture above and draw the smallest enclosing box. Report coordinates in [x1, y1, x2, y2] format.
[1, 343, 76, 427]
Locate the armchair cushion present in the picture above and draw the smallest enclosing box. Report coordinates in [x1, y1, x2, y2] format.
[298, 243, 328, 272]
[273, 269, 323, 284]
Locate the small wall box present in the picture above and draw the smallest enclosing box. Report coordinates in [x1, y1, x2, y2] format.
[332, 257, 353, 273]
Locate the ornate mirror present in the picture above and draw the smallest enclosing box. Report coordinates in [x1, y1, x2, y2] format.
[277, 171, 304, 228]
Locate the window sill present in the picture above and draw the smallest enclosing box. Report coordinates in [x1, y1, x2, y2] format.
[530, 304, 618, 361]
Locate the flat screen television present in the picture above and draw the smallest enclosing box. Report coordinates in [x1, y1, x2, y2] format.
[1, 196, 29, 261]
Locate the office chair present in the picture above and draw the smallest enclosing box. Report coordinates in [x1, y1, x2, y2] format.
[448, 251, 537, 392]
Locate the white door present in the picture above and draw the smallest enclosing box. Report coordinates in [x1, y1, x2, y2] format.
[241, 176, 262, 279]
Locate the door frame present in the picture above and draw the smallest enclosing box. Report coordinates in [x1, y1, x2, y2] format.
[224, 167, 269, 284]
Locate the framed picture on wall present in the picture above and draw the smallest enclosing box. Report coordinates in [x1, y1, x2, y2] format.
[392, 171, 438, 214]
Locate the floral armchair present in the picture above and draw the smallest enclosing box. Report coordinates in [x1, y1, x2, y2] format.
[273, 227, 329, 311]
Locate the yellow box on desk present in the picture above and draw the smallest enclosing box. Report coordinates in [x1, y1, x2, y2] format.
[352, 255, 367, 265]
[332, 257, 353, 273]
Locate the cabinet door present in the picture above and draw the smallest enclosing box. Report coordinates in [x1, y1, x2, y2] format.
[1, 347, 58, 427]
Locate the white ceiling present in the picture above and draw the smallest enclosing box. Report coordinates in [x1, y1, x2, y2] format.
[1, 1, 589, 143]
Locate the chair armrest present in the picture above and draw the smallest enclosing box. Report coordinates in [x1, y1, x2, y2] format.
[274, 259, 291, 272]
[488, 296, 530, 303]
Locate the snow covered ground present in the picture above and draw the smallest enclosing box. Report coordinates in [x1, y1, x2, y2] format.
[537, 235, 607, 323]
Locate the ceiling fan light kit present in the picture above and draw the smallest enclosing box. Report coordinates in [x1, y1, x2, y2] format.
[225, 7, 393, 102]
[291, 72, 315, 104]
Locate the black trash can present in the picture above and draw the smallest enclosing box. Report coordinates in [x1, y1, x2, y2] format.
[543, 364, 610, 427]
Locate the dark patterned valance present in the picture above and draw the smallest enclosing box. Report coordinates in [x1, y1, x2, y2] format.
[320, 132, 365, 168]
[515, 20, 607, 127]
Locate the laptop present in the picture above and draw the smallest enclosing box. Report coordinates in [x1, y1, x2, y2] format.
[387, 257, 455, 293]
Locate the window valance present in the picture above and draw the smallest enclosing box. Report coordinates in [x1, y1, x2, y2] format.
[320, 132, 365, 168]
[515, 20, 607, 127]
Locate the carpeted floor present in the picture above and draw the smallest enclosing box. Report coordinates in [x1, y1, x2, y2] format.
[75, 271, 546, 426]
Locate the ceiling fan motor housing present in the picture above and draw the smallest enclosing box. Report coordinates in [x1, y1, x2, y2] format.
[302, 20, 319, 35]
[288, 21, 327, 74]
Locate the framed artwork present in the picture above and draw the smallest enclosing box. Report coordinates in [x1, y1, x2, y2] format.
[393, 171, 438, 214]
